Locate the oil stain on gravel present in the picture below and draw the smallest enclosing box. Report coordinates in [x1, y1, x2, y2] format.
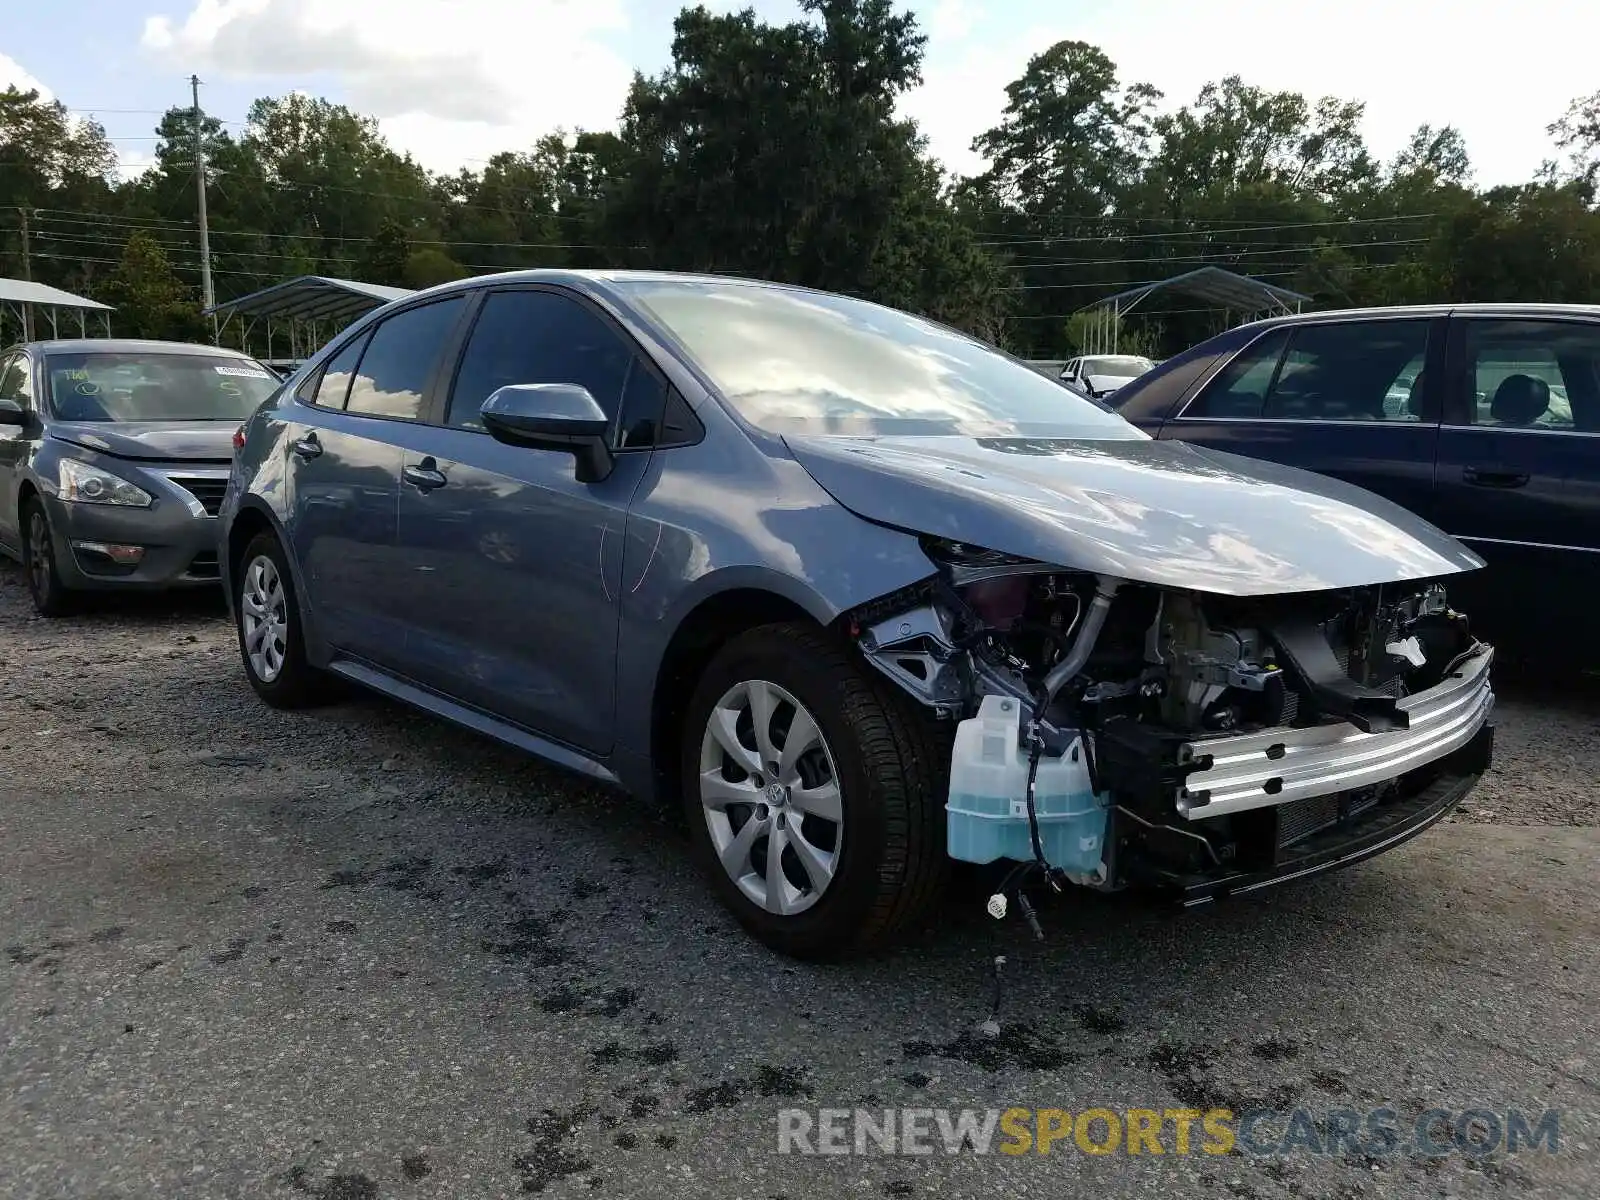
[903, 1024, 1073, 1071]
[283, 1166, 379, 1200]
[515, 1102, 597, 1193]
[208, 936, 250, 965]
[684, 1065, 809, 1113]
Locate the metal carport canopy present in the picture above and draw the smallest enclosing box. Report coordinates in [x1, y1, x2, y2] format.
[1087, 265, 1310, 318]
[0, 277, 115, 340]
[204, 275, 413, 326]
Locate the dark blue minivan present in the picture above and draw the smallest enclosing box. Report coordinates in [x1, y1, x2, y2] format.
[1112, 304, 1600, 663]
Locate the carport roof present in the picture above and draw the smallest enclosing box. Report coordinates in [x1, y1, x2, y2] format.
[1084, 265, 1310, 317]
[204, 275, 412, 325]
[0, 277, 114, 311]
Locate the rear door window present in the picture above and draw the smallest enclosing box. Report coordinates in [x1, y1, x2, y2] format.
[344, 298, 466, 421]
[311, 335, 368, 409]
[1452, 320, 1600, 430]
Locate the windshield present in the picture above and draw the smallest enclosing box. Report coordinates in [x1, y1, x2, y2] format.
[619, 279, 1143, 439]
[45, 352, 279, 422]
[1084, 356, 1154, 378]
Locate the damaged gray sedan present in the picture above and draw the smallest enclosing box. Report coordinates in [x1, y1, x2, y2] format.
[221, 271, 1494, 959]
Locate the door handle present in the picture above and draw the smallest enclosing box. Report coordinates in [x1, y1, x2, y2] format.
[403, 458, 448, 491]
[1462, 466, 1529, 489]
[291, 433, 323, 460]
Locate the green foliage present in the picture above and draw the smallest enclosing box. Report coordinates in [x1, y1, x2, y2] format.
[402, 248, 470, 289]
[2, 14, 1599, 357]
[357, 218, 412, 286]
[97, 231, 205, 341]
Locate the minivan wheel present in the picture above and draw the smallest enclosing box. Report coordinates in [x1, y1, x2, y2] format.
[235, 531, 330, 708]
[20, 499, 72, 617]
[681, 622, 949, 959]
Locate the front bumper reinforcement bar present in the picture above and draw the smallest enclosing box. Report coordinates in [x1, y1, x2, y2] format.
[1178, 645, 1494, 819]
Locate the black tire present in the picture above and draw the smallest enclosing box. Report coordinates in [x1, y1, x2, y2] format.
[680, 622, 949, 959]
[20, 498, 73, 617]
[234, 530, 332, 708]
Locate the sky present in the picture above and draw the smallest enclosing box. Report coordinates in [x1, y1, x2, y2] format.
[0, 0, 1593, 186]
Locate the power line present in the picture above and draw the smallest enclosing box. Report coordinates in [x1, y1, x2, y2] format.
[998, 238, 1431, 270]
[27, 207, 643, 253]
[973, 213, 1436, 246]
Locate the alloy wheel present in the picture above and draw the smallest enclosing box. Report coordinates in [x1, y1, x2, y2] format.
[26, 510, 51, 599]
[697, 679, 843, 916]
[240, 554, 288, 683]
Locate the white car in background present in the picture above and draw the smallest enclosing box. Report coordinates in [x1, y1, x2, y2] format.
[1060, 354, 1156, 398]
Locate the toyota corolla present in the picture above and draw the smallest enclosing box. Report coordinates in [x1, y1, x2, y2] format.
[219, 272, 1495, 958]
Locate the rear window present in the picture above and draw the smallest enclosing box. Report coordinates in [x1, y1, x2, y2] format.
[46, 352, 278, 422]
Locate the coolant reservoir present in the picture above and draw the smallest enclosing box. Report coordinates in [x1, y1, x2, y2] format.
[946, 694, 1108, 874]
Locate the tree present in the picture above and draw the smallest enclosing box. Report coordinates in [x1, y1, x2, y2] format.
[612, 0, 1004, 331]
[971, 41, 1159, 217]
[1549, 90, 1600, 186]
[1391, 124, 1471, 186]
[402, 248, 469, 288]
[98, 231, 205, 341]
[357, 218, 411, 285]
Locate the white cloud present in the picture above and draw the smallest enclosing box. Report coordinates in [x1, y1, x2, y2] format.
[132, 0, 1591, 187]
[0, 50, 52, 99]
[908, 0, 1592, 186]
[141, 0, 634, 170]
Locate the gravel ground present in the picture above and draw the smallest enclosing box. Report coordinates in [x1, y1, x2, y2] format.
[1, 558, 1596, 1199]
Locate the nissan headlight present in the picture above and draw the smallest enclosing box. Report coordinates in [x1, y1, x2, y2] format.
[58, 459, 153, 507]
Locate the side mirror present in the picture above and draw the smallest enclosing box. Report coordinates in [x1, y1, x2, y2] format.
[0, 398, 25, 426]
[480, 383, 614, 483]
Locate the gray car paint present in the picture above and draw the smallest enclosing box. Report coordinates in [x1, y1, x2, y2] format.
[220, 270, 1485, 805]
[783, 433, 1484, 596]
[48, 419, 236, 462]
[0, 340, 270, 591]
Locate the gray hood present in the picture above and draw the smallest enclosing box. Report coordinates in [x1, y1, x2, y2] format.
[50, 421, 236, 463]
[783, 434, 1483, 596]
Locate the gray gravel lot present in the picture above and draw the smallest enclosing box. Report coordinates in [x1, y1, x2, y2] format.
[1, 558, 1596, 1199]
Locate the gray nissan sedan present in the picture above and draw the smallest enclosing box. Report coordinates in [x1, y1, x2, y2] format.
[0, 339, 280, 615]
[221, 271, 1497, 958]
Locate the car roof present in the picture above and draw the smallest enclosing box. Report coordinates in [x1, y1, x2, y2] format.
[1241, 302, 1600, 329]
[14, 338, 264, 359]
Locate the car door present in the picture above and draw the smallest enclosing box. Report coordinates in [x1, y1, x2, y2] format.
[393, 286, 668, 754]
[285, 296, 468, 663]
[1161, 316, 1446, 524]
[1432, 314, 1600, 641]
[0, 351, 33, 551]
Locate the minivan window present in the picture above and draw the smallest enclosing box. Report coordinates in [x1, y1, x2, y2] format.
[445, 290, 636, 433]
[344, 298, 465, 421]
[44, 352, 278, 422]
[618, 279, 1141, 438]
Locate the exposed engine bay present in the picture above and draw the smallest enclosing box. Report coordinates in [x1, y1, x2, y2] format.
[851, 538, 1496, 909]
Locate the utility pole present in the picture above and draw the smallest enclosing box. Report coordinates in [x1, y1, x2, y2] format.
[17, 206, 33, 340]
[191, 74, 215, 315]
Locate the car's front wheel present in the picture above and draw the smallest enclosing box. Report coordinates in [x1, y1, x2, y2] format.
[20, 498, 72, 617]
[681, 622, 948, 959]
[235, 531, 331, 708]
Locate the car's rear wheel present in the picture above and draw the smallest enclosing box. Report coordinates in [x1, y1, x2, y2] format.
[681, 622, 948, 959]
[235, 531, 331, 708]
[20, 499, 72, 617]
